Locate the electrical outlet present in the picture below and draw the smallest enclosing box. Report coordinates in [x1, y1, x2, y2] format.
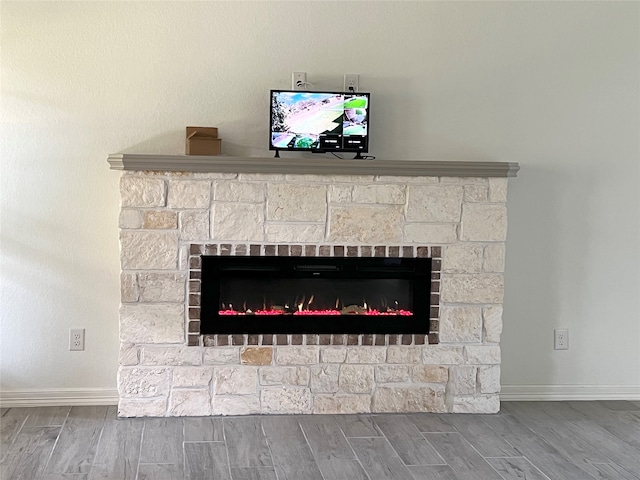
[554, 329, 568, 350]
[70, 328, 85, 351]
[292, 72, 307, 90]
[344, 74, 359, 92]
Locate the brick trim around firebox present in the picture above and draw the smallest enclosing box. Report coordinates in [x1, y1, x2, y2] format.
[186, 243, 441, 348]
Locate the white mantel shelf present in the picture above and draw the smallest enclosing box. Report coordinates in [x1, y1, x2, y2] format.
[107, 154, 520, 177]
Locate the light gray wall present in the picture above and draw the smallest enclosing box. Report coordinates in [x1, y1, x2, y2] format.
[1, 1, 638, 396]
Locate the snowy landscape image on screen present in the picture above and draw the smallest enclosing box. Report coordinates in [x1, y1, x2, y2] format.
[271, 92, 368, 150]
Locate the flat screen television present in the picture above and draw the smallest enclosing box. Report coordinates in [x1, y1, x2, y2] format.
[270, 90, 370, 156]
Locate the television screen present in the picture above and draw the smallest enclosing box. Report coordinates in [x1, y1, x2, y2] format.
[270, 90, 370, 154]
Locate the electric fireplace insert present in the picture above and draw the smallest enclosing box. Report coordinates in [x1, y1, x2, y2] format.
[200, 256, 431, 335]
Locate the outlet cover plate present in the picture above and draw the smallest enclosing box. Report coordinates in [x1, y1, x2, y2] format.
[70, 328, 85, 351]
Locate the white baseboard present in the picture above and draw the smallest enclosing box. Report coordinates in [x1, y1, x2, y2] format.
[0, 388, 118, 407]
[500, 384, 640, 401]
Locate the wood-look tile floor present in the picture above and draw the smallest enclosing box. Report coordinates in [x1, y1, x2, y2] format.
[1, 401, 639, 480]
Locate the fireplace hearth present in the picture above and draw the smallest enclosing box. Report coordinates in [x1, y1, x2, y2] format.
[200, 256, 432, 335]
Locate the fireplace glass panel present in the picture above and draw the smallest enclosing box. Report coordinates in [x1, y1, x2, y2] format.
[200, 256, 431, 335]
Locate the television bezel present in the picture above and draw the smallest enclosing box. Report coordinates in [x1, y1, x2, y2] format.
[269, 89, 370, 154]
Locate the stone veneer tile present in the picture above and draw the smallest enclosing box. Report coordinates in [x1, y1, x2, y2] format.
[261, 366, 309, 386]
[179, 211, 209, 240]
[266, 224, 326, 243]
[120, 304, 184, 344]
[267, 184, 327, 221]
[140, 345, 202, 366]
[261, 387, 312, 414]
[375, 365, 409, 383]
[328, 206, 404, 243]
[440, 306, 482, 343]
[460, 204, 507, 241]
[211, 396, 261, 416]
[443, 245, 484, 273]
[441, 274, 504, 304]
[339, 365, 374, 393]
[120, 272, 138, 303]
[167, 180, 211, 208]
[275, 346, 319, 365]
[404, 224, 458, 244]
[119, 367, 171, 398]
[488, 178, 508, 202]
[119, 209, 143, 229]
[120, 176, 166, 207]
[240, 347, 272, 365]
[372, 385, 446, 413]
[213, 366, 257, 395]
[214, 181, 265, 202]
[118, 167, 510, 418]
[143, 210, 177, 229]
[313, 395, 370, 414]
[483, 305, 503, 343]
[352, 184, 406, 204]
[203, 347, 239, 364]
[120, 232, 178, 269]
[169, 389, 212, 416]
[406, 185, 463, 222]
[138, 273, 186, 303]
[212, 204, 264, 242]
[484, 244, 505, 273]
[311, 364, 340, 393]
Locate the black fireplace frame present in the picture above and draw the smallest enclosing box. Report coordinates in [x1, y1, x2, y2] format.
[200, 256, 432, 335]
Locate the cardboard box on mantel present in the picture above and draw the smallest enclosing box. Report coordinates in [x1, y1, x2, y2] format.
[186, 126, 222, 155]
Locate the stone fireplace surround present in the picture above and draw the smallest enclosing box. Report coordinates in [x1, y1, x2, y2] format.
[111, 154, 518, 417]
